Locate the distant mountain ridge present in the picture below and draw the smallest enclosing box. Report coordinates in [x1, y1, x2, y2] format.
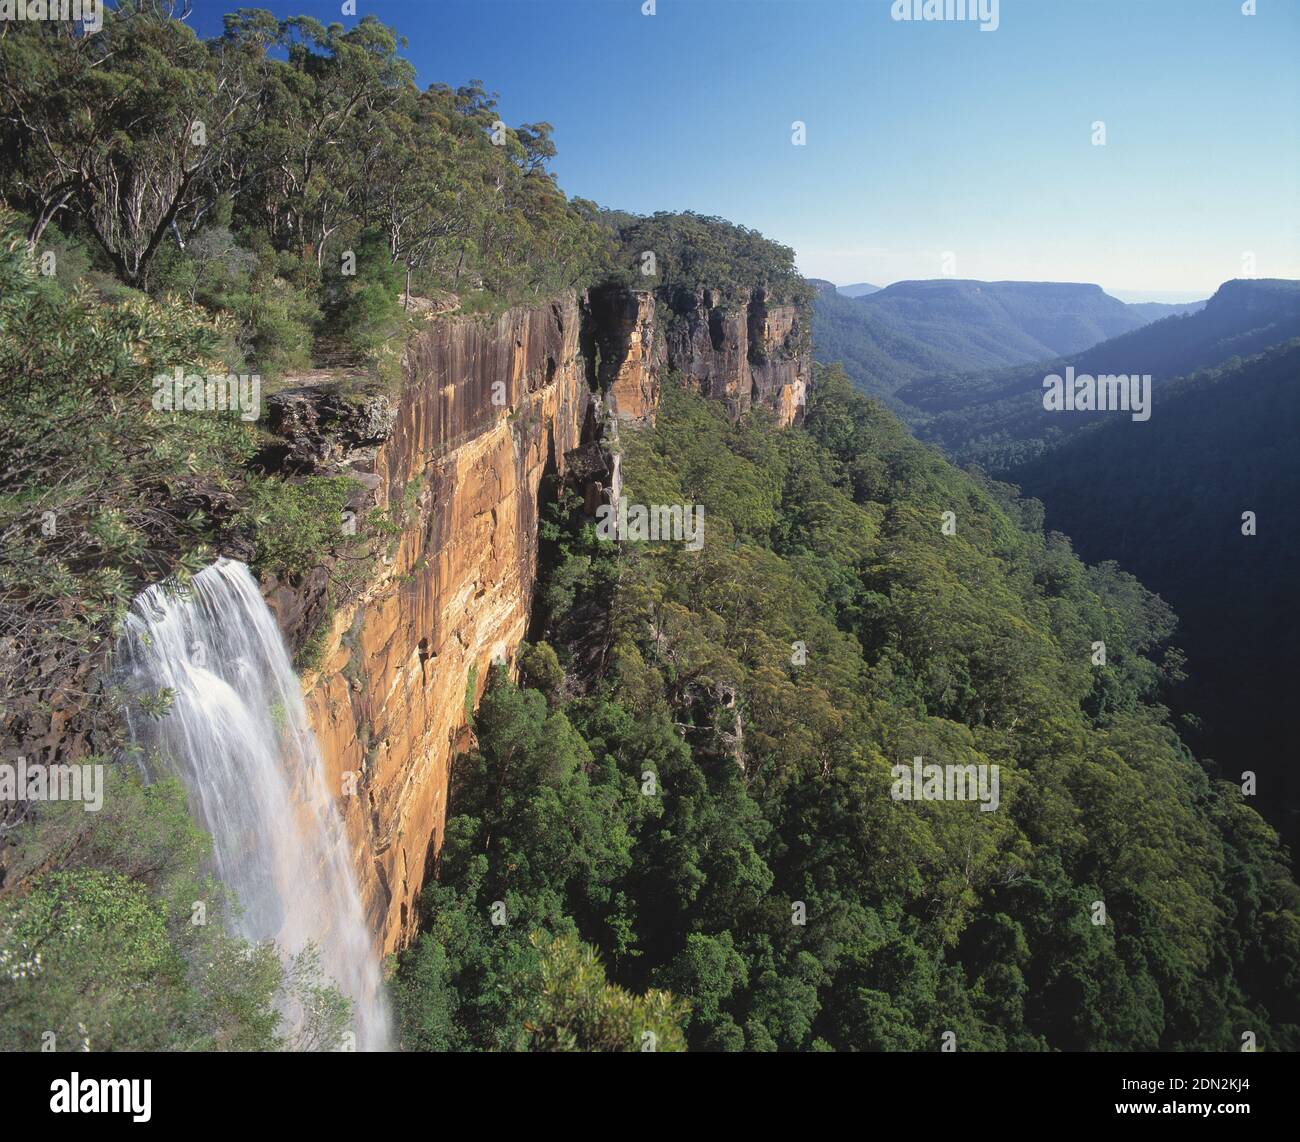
[836, 281, 880, 297]
[854, 278, 1156, 364]
[906, 277, 1300, 469]
[811, 277, 1209, 407]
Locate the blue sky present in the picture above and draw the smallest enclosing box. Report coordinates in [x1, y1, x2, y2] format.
[193, 0, 1300, 297]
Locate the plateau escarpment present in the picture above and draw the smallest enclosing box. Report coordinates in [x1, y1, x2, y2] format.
[260, 282, 811, 953]
[591, 283, 811, 427]
[262, 298, 588, 954]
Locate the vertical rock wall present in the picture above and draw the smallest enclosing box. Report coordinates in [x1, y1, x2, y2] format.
[268, 298, 589, 953]
[601, 284, 810, 426]
[264, 281, 810, 954]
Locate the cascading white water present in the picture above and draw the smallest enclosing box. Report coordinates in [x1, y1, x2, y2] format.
[116, 557, 390, 1050]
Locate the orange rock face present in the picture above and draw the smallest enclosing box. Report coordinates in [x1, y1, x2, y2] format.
[296, 298, 589, 954]
[277, 284, 808, 955]
[589, 287, 661, 426]
[747, 291, 810, 426]
[598, 285, 810, 428]
[2, 282, 808, 948]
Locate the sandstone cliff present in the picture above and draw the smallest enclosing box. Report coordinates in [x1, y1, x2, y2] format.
[0, 276, 809, 944]
[258, 282, 811, 953]
[588, 286, 660, 426]
[263, 298, 589, 953]
[595, 283, 811, 427]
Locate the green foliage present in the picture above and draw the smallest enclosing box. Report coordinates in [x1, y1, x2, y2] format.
[603, 211, 812, 307]
[240, 474, 362, 580]
[398, 364, 1300, 1052]
[464, 663, 479, 724]
[319, 229, 404, 361]
[0, 209, 254, 729]
[391, 932, 457, 1051]
[152, 222, 318, 380]
[393, 667, 683, 1050]
[293, 607, 334, 675]
[528, 931, 687, 1052]
[5, 4, 1296, 1057]
[1011, 340, 1300, 860]
[0, 768, 351, 1051]
[811, 285, 969, 411]
[518, 641, 565, 701]
[0, 869, 183, 1051]
[0, 8, 612, 368]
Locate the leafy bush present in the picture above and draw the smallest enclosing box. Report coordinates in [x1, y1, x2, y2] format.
[518, 641, 565, 701]
[0, 210, 256, 733]
[0, 769, 351, 1051]
[241, 475, 362, 580]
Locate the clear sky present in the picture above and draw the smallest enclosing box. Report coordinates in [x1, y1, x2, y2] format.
[193, 0, 1300, 296]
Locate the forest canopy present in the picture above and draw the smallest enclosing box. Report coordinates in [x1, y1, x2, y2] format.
[393, 366, 1300, 1052]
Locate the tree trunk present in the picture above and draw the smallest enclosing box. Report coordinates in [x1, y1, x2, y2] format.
[25, 188, 76, 254]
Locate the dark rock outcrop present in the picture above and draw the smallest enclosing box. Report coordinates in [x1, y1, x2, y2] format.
[265, 383, 397, 472]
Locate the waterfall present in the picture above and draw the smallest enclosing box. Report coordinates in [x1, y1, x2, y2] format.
[116, 557, 391, 1051]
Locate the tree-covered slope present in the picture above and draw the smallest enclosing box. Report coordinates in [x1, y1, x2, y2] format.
[1011, 340, 1300, 860]
[396, 365, 1300, 1052]
[811, 284, 969, 409]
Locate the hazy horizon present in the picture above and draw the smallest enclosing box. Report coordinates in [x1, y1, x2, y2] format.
[822, 279, 1218, 303]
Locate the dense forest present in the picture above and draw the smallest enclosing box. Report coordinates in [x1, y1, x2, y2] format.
[394, 366, 1299, 1051]
[816, 276, 1300, 873]
[1013, 341, 1300, 861]
[0, 7, 612, 358]
[809, 281, 960, 411]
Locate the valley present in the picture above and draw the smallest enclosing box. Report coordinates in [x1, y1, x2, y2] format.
[0, 0, 1295, 1068]
[815, 274, 1300, 865]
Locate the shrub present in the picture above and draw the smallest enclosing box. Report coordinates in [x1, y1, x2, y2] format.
[241, 475, 361, 580]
